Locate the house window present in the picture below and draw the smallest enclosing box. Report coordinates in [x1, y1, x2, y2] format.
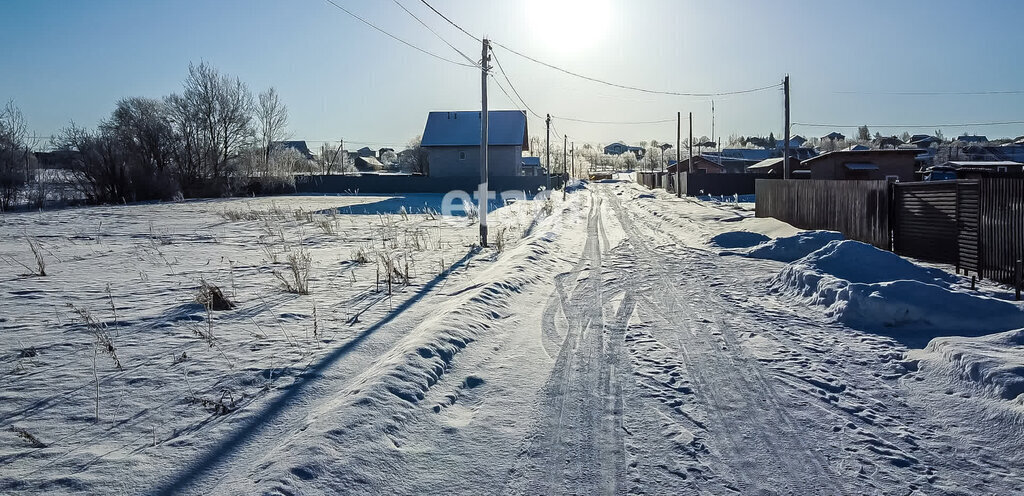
[459, 151, 467, 160]
[998, 166, 1008, 173]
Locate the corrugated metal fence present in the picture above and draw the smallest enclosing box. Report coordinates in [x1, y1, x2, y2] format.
[756, 178, 1024, 284]
[978, 178, 1024, 283]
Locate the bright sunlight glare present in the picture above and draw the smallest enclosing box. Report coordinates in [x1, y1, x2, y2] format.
[526, 0, 613, 53]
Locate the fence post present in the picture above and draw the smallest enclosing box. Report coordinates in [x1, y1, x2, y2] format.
[1016, 259, 1022, 301]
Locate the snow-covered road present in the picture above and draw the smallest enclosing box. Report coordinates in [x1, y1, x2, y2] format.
[3, 181, 1022, 495]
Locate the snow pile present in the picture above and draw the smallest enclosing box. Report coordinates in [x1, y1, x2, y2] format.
[709, 231, 770, 249]
[725, 230, 844, 262]
[770, 240, 1024, 332]
[909, 329, 1024, 405]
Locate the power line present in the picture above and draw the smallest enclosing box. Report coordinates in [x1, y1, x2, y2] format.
[492, 38, 783, 97]
[419, 0, 481, 42]
[391, 0, 477, 67]
[416, 0, 781, 98]
[794, 121, 1024, 129]
[552, 115, 676, 125]
[833, 89, 1024, 96]
[490, 49, 543, 120]
[321, 0, 477, 68]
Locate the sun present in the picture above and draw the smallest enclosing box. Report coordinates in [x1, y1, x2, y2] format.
[526, 0, 613, 53]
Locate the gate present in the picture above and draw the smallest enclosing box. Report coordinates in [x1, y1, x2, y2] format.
[892, 181, 959, 265]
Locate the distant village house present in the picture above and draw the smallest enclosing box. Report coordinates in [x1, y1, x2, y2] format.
[419, 110, 530, 177]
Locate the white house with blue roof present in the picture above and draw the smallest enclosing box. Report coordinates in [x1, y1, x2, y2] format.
[419, 110, 530, 177]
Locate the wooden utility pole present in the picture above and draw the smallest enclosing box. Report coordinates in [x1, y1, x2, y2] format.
[479, 38, 491, 247]
[571, 141, 575, 180]
[688, 112, 693, 176]
[562, 134, 568, 200]
[676, 111, 681, 197]
[783, 74, 791, 180]
[546, 114, 551, 192]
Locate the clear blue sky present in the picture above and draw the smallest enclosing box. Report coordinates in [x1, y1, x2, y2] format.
[2, 0, 1023, 150]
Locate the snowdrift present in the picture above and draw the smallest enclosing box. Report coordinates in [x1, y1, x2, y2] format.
[909, 329, 1024, 405]
[769, 239, 1024, 332]
[724, 230, 844, 262]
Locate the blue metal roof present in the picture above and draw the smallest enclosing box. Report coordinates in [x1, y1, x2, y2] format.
[421, 110, 528, 148]
[522, 156, 541, 166]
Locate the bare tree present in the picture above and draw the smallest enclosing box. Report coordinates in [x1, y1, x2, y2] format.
[178, 62, 253, 180]
[256, 87, 288, 174]
[401, 136, 429, 175]
[53, 122, 132, 204]
[0, 101, 31, 210]
[104, 97, 175, 174]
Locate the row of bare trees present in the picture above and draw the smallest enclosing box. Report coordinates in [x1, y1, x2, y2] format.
[0, 101, 35, 210]
[45, 62, 295, 204]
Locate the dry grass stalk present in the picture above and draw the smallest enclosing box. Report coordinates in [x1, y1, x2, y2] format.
[67, 303, 122, 371]
[10, 427, 46, 448]
[274, 248, 311, 294]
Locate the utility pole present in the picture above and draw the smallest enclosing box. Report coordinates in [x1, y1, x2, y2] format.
[562, 135, 567, 200]
[571, 141, 575, 180]
[676, 111, 681, 198]
[546, 114, 551, 192]
[688, 112, 693, 176]
[479, 38, 491, 247]
[783, 74, 791, 180]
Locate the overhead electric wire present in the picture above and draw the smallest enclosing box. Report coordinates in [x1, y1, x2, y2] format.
[833, 89, 1024, 96]
[491, 38, 784, 97]
[794, 120, 1024, 129]
[392, 0, 478, 66]
[417, 0, 781, 98]
[490, 49, 544, 120]
[552, 115, 676, 125]
[419, 0, 481, 42]
[321, 0, 477, 68]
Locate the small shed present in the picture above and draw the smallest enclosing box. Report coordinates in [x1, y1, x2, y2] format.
[521, 156, 543, 176]
[803, 149, 921, 181]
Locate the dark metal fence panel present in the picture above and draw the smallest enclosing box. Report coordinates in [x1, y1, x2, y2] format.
[635, 172, 657, 189]
[755, 179, 891, 249]
[979, 178, 1024, 283]
[957, 181, 981, 274]
[892, 181, 959, 264]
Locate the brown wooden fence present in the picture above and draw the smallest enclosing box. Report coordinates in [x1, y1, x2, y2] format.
[755, 179, 891, 248]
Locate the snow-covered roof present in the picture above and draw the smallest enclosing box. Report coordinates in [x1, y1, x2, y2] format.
[421, 110, 528, 148]
[947, 161, 1023, 168]
[747, 157, 784, 170]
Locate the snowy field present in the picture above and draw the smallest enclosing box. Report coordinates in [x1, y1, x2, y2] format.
[2, 181, 1023, 494]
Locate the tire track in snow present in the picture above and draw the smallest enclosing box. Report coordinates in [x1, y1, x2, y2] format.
[603, 185, 846, 494]
[507, 193, 628, 495]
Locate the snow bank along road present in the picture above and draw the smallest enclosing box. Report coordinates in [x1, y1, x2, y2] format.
[3, 182, 1022, 494]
